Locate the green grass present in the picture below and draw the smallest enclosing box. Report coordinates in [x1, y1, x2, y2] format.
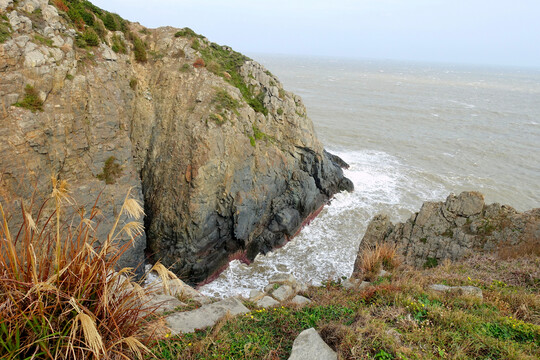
[150, 253, 540, 359]
[34, 34, 53, 47]
[13, 85, 43, 112]
[111, 34, 127, 54]
[195, 42, 268, 115]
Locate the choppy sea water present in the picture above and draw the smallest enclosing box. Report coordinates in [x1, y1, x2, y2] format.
[200, 56, 540, 298]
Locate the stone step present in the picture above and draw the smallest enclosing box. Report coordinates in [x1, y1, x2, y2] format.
[166, 297, 249, 335]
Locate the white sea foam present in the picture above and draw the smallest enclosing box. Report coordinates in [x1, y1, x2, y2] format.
[199, 150, 448, 298]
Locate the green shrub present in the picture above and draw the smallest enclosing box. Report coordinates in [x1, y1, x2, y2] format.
[213, 89, 240, 115]
[132, 36, 147, 62]
[102, 12, 118, 31]
[0, 21, 10, 43]
[92, 19, 107, 40]
[14, 85, 43, 112]
[74, 35, 87, 48]
[277, 108, 284, 115]
[111, 34, 127, 54]
[191, 38, 200, 51]
[174, 27, 201, 38]
[197, 43, 268, 115]
[82, 28, 100, 46]
[424, 257, 439, 269]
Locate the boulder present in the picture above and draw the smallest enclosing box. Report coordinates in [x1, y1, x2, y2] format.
[272, 284, 295, 302]
[290, 295, 311, 306]
[166, 297, 249, 334]
[147, 294, 186, 313]
[428, 284, 483, 299]
[256, 296, 280, 308]
[288, 328, 337, 360]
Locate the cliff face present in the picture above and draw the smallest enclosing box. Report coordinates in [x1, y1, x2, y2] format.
[0, 1, 352, 283]
[353, 192, 539, 274]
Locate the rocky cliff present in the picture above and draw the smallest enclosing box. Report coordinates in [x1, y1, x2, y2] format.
[353, 191, 539, 274]
[0, 0, 352, 283]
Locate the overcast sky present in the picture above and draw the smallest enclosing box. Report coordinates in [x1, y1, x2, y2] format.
[92, 0, 539, 68]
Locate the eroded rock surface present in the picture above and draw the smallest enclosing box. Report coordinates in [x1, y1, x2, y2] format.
[354, 192, 539, 273]
[0, 2, 352, 283]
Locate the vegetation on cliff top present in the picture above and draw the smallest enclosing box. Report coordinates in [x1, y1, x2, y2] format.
[175, 27, 268, 116]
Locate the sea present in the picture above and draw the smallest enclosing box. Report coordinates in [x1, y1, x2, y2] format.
[199, 55, 540, 298]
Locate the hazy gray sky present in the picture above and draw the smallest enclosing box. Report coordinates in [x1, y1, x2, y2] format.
[92, 0, 539, 67]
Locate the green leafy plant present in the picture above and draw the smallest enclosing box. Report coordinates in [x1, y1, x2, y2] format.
[82, 28, 100, 47]
[129, 78, 138, 90]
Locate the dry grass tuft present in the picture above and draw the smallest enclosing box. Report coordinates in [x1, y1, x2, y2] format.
[0, 181, 157, 359]
[358, 242, 401, 280]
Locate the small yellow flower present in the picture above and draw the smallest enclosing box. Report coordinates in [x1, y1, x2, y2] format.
[165, 333, 170, 338]
[251, 316, 254, 319]
[468, 277, 471, 281]
[188, 343, 192, 346]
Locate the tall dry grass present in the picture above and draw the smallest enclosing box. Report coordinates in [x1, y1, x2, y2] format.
[0, 178, 156, 359]
[357, 242, 401, 280]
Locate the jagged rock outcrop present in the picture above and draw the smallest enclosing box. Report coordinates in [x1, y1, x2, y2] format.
[0, 1, 352, 283]
[353, 191, 539, 273]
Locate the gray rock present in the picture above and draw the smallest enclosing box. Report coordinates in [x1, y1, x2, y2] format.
[147, 294, 186, 314]
[100, 44, 118, 61]
[428, 284, 483, 299]
[353, 192, 540, 275]
[290, 295, 311, 306]
[288, 328, 337, 360]
[272, 284, 295, 302]
[0, 0, 13, 12]
[342, 278, 370, 290]
[249, 289, 265, 301]
[270, 273, 297, 285]
[256, 296, 280, 308]
[23, 49, 47, 67]
[166, 297, 249, 334]
[378, 269, 390, 277]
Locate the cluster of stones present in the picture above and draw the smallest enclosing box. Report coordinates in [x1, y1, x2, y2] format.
[246, 273, 312, 309]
